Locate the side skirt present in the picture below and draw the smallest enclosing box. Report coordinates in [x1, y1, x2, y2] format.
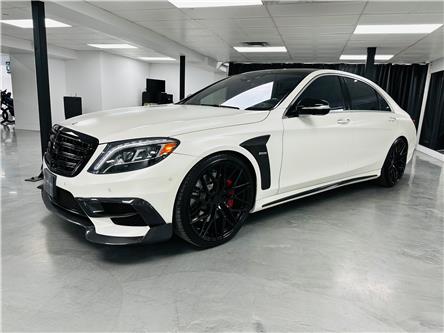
[262, 175, 378, 208]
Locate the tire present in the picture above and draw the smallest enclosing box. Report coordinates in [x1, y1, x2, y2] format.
[174, 153, 255, 248]
[377, 138, 408, 187]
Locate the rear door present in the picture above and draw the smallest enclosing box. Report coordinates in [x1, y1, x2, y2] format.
[341, 76, 397, 173]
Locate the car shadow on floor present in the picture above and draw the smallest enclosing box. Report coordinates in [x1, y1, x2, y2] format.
[41, 180, 385, 265]
[41, 215, 196, 264]
[245, 180, 378, 226]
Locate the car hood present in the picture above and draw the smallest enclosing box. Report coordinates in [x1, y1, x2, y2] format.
[60, 104, 269, 143]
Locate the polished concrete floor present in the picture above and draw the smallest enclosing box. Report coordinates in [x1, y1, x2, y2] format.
[2, 128, 443, 332]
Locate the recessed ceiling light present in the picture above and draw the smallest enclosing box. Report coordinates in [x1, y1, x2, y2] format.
[88, 44, 137, 49]
[340, 54, 394, 61]
[354, 24, 442, 34]
[0, 18, 71, 28]
[169, 0, 262, 8]
[138, 57, 175, 61]
[234, 46, 287, 53]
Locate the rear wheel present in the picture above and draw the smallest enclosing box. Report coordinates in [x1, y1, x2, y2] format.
[174, 154, 255, 248]
[377, 138, 408, 187]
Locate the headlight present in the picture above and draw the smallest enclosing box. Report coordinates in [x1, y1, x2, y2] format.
[88, 138, 179, 174]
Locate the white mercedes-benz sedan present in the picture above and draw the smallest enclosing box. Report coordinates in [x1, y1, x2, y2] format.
[42, 69, 416, 247]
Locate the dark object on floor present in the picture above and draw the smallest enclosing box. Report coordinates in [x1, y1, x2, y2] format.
[64, 96, 82, 119]
[1, 90, 15, 125]
[142, 78, 173, 105]
[25, 166, 43, 182]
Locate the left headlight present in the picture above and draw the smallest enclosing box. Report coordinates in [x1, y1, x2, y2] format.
[88, 138, 179, 174]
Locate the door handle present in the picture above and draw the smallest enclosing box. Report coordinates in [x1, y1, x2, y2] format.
[337, 118, 350, 125]
[388, 116, 397, 122]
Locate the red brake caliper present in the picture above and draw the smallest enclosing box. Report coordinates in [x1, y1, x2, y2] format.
[225, 179, 235, 208]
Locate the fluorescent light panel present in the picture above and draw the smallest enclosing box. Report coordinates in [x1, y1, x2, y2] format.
[88, 44, 137, 49]
[234, 46, 287, 53]
[0, 19, 71, 28]
[169, 0, 262, 7]
[354, 24, 442, 34]
[139, 57, 175, 61]
[340, 54, 394, 61]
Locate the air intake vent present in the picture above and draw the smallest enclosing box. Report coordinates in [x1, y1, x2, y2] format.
[241, 41, 269, 47]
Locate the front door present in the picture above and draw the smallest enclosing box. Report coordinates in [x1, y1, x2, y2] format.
[279, 75, 354, 193]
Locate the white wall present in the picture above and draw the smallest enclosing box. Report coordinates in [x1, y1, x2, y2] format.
[10, 54, 66, 130]
[65, 52, 102, 114]
[100, 52, 150, 110]
[1, 54, 13, 95]
[149, 63, 226, 102]
[10, 51, 224, 130]
[10, 54, 38, 130]
[430, 57, 444, 73]
[49, 58, 67, 125]
[65, 52, 150, 113]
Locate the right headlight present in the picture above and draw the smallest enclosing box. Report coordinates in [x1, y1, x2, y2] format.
[88, 138, 179, 174]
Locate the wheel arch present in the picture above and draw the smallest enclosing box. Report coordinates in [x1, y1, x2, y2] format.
[190, 149, 259, 194]
[173, 148, 260, 213]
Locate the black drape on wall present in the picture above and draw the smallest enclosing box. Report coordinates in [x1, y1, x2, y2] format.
[419, 70, 444, 151]
[375, 64, 428, 127]
[228, 62, 428, 125]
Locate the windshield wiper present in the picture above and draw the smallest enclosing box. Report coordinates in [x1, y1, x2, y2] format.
[190, 103, 240, 110]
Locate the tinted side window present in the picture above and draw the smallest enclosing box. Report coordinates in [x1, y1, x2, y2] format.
[377, 94, 391, 111]
[297, 76, 345, 110]
[343, 77, 380, 110]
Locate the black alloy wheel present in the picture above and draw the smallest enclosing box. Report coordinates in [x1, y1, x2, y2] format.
[378, 138, 408, 187]
[174, 154, 255, 248]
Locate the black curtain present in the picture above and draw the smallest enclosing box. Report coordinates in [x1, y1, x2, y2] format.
[419, 70, 444, 151]
[375, 64, 428, 127]
[228, 62, 428, 125]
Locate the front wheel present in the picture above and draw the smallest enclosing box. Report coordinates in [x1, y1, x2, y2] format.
[377, 138, 408, 187]
[174, 154, 255, 248]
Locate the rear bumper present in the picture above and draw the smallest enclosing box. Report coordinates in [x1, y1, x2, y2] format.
[41, 190, 173, 245]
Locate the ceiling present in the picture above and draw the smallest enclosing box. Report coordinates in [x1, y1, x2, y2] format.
[1, 0, 443, 64]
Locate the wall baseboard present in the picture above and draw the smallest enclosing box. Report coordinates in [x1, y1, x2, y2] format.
[416, 145, 444, 162]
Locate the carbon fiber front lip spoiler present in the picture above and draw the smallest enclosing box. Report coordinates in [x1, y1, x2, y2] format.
[41, 190, 172, 245]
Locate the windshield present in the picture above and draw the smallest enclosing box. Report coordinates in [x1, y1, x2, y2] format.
[181, 71, 308, 110]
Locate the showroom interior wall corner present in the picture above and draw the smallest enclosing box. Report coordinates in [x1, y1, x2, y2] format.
[10, 53, 66, 130]
[149, 63, 226, 102]
[99, 52, 150, 110]
[430, 57, 444, 73]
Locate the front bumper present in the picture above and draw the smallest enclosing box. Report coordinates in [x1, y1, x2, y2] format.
[42, 189, 173, 245]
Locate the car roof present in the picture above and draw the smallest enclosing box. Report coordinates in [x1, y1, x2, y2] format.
[237, 68, 318, 76]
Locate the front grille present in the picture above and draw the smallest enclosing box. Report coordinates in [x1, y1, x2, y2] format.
[45, 125, 98, 177]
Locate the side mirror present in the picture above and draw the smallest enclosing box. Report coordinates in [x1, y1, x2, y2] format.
[295, 98, 331, 116]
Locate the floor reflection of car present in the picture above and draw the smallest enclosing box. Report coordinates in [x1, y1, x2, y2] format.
[41, 69, 416, 247]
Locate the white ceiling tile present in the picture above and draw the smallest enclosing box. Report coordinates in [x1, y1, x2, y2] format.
[358, 13, 444, 25]
[279, 25, 355, 36]
[115, 8, 188, 21]
[89, 1, 175, 11]
[363, 1, 444, 14]
[348, 34, 423, 47]
[1, 0, 442, 64]
[136, 19, 202, 30]
[275, 15, 358, 27]
[182, 6, 268, 19]
[233, 17, 275, 28]
[267, 2, 365, 17]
